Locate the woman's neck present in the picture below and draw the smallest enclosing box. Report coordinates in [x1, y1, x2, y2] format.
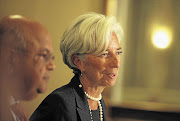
[80, 76, 104, 98]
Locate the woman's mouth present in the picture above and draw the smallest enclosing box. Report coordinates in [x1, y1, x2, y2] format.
[107, 73, 116, 79]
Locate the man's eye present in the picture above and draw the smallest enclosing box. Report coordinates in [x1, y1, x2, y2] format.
[41, 54, 47, 57]
[39, 54, 48, 59]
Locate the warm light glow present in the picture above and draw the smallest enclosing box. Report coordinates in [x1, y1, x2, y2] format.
[152, 29, 171, 49]
[9, 15, 23, 19]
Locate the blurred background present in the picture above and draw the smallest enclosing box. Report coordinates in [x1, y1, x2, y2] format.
[1, 0, 180, 120]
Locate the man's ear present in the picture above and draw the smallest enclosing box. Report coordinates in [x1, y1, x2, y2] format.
[72, 55, 85, 71]
[7, 51, 19, 74]
[9, 50, 18, 65]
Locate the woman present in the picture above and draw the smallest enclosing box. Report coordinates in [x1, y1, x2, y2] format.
[30, 12, 123, 121]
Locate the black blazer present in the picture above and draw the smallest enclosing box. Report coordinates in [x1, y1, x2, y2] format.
[30, 75, 107, 121]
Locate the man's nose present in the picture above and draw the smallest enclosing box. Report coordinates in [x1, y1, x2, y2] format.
[47, 59, 56, 71]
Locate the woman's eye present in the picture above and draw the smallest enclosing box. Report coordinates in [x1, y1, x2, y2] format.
[117, 51, 122, 55]
[101, 53, 108, 56]
[98, 52, 108, 58]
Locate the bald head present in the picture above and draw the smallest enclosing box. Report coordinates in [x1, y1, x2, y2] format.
[0, 15, 49, 52]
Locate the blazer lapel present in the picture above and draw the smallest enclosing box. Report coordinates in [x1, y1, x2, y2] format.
[77, 107, 90, 121]
[70, 75, 91, 121]
[70, 75, 107, 121]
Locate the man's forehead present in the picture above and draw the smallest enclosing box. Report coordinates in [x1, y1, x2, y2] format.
[39, 49, 50, 53]
[26, 38, 52, 53]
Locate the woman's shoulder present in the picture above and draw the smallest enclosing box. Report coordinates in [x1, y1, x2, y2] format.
[43, 75, 80, 104]
[40, 84, 75, 109]
[50, 83, 74, 98]
[51, 75, 80, 97]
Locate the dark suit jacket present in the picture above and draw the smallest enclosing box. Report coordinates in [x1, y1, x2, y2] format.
[30, 75, 107, 121]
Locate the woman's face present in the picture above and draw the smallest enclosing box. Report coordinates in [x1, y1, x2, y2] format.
[81, 32, 122, 87]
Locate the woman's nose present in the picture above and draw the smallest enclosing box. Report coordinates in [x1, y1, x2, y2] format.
[109, 55, 121, 68]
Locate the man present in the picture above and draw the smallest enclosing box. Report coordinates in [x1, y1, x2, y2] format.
[0, 15, 56, 121]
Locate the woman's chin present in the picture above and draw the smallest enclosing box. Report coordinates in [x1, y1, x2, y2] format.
[104, 79, 117, 87]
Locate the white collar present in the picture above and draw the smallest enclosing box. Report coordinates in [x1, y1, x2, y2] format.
[9, 96, 20, 121]
[9, 96, 19, 105]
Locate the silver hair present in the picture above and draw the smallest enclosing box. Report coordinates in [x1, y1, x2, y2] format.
[60, 12, 123, 74]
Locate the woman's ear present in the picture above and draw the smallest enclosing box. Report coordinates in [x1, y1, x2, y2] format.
[72, 55, 85, 71]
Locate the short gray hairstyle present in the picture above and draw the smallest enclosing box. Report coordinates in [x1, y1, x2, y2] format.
[60, 12, 123, 73]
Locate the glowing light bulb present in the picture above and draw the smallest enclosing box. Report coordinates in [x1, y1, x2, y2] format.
[153, 30, 170, 49]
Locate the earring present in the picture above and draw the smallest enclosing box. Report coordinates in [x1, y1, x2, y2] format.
[80, 71, 82, 77]
[79, 84, 82, 88]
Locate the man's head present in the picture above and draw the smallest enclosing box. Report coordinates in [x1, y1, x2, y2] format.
[0, 15, 56, 101]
